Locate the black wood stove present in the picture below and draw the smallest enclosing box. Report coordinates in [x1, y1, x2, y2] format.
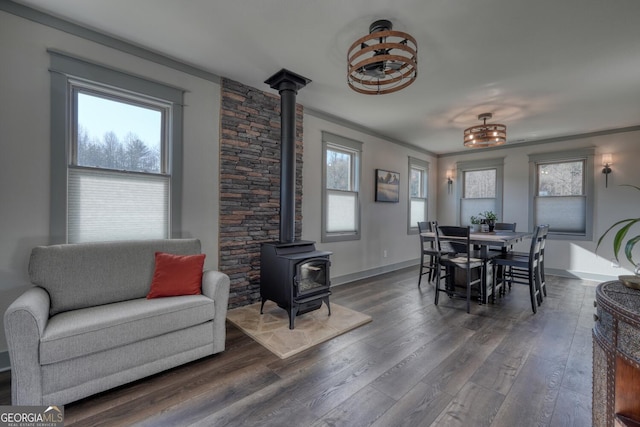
[260, 240, 331, 329]
[260, 69, 332, 329]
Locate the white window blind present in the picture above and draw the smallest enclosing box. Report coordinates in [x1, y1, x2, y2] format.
[68, 168, 169, 242]
[408, 157, 428, 232]
[534, 196, 586, 234]
[410, 199, 426, 225]
[326, 190, 358, 233]
[460, 198, 496, 226]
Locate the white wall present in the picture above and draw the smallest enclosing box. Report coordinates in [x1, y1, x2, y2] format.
[0, 11, 221, 353]
[437, 129, 640, 281]
[302, 114, 437, 281]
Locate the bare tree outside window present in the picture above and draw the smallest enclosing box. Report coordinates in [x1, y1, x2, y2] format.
[464, 169, 496, 198]
[326, 149, 352, 191]
[538, 161, 584, 196]
[410, 168, 423, 197]
[76, 92, 162, 174]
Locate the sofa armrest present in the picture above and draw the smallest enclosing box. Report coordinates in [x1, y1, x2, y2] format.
[4, 286, 51, 405]
[201, 270, 230, 354]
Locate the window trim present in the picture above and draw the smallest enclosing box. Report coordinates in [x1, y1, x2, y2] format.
[407, 157, 429, 234]
[49, 50, 184, 244]
[321, 131, 362, 243]
[456, 158, 504, 226]
[528, 148, 595, 240]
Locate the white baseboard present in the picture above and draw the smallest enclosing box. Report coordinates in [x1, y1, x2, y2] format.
[546, 268, 616, 284]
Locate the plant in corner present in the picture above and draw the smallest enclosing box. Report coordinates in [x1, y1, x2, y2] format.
[596, 184, 640, 274]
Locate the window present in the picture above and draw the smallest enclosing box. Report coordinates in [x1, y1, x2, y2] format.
[529, 149, 594, 239]
[408, 157, 429, 233]
[457, 158, 504, 226]
[322, 132, 362, 242]
[49, 51, 184, 243]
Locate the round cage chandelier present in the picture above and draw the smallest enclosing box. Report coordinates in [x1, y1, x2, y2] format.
[463, 113, 507, 148]
[347, 19, 418, 95]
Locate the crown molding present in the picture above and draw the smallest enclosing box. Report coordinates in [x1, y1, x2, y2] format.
[0, 0, 220, 83]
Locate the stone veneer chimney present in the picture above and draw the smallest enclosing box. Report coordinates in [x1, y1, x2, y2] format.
[219, 78, 305, 308]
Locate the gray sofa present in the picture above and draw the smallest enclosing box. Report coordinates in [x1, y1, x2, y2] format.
[4, 239, 230, 406]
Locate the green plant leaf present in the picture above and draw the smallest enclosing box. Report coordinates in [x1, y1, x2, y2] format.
[620, 184, 640, 192]
[612, 220, 640, 261]
[624, 235, 640, 266]
[596, 219, 637, 252]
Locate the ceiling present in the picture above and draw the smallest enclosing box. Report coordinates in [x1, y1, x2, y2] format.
[12, 0, 640, 154]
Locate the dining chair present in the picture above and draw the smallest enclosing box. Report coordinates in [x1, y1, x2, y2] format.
[537, 225, 549, 298]
[417, 221, 440, 287]
[489, 222, 517, 281]
[491, 225, 544, 313]
[509, 224, 549, 299]
[434, 226, 484, 313]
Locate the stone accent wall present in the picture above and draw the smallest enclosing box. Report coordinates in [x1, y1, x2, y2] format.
[219, 78, 304, 308]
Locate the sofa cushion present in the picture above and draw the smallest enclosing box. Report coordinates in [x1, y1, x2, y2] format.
[147, 252, 206, 299]
[29, 239, 201, 315]
[39, 295, 215, 365]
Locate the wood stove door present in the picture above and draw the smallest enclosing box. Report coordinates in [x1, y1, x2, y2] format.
[294, 257, 330, 298]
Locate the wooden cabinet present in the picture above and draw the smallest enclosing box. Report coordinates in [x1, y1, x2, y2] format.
[593, 280, 640, 427]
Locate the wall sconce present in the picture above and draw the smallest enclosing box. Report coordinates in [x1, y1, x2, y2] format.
[602, 153, 612, 188]
[446, 170, 454, 194]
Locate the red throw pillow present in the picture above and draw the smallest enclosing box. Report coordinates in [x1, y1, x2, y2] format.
[147, 252, 206, 299]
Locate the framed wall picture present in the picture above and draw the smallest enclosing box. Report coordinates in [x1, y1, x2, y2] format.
[375, 169, 400, 202]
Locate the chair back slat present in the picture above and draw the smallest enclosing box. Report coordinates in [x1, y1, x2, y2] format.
[528, 225, 544, 266]
[539, 224, 549, 252]
[439, 225, 469, 254]
[534, 224, 549, 261]
[494, 222, 517, 231]
[418, 221, 440, 252]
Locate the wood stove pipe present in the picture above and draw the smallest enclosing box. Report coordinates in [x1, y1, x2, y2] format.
[265, 69, 311, 243]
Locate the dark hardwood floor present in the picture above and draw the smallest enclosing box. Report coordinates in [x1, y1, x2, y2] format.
[0, 267, 595, 426]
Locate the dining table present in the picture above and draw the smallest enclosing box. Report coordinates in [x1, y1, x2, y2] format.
[420, 230, 532, 304]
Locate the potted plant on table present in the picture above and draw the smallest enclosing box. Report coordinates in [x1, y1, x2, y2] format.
[470, 216, 481, 233]
[478, 211, 498, 232]
[596, 184, 640, 288]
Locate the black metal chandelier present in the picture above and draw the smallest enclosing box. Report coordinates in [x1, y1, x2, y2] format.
[347, 19, 418, 95]
[463, 113, 507, 148]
